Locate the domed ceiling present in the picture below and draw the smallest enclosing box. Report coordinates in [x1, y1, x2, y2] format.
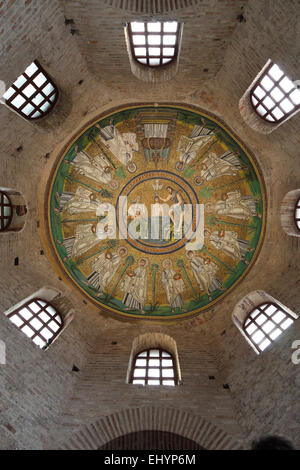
[47, 104, 266, 320]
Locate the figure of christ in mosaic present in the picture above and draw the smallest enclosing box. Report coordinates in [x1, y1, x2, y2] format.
[161, 259, 186, 313]
[158, 186, 185, 237]
[175, 123, 216, 171]
[194, 151, 243, 185]
[150, 195, 170, 241]
[186, 251, 223, 300]
[205, 190, 260, 220]
[121, 258, 148, 314]
[204, 229, 254, 264]
[66, 146, 119, 190]
[55, 187, 102, 215]
[96, 121, 138, 173]
[86, 246, 128, 295]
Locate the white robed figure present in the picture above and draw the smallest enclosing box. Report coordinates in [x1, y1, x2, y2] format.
[205, 190, 259, 220]
[128, 195, 148, 239]
[93, 202, 117, 239]
[121, 258, 148, 314]
[186, 251, 222, 300]
[69, 148, 119, 189]
[204, 229, 251, 262]
[202, 258, 223, 294]
[175, 123, 216, 171]
[194, 151, 241, 185]
[87, 246, 128, 294]
[150, 195, 170, 240]
[176, 134, 214, 170]
[161, 259, 186, 313]
[56, 187, 102, 215]
[96, 122, 138, 172]
[71, 224, 100, 259]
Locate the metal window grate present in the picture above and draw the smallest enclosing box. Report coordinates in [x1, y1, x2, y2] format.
[295, 197, 300, 231]
[128, 21, 180, 67]
[130, 348, 177, 386]
[2, 60, 59, 121]
[243, 302, 295, 353]
[0, 191, 12, 231]
[5, 298, 63, 349]
[250, 62, 300, 123]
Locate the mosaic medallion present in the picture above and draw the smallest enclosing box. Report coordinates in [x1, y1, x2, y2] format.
[47, 104, 266, 320]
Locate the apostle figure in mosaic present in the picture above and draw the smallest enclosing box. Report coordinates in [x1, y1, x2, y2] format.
[87, 246, 128, 294]
[56, 236, 75, 260]
[96, 121, 138, 173]
[175, 123, 215, 171]
[205, 190, 259, 220]
[176, 134, 214, 171]
[204, 229, 253, 263]
[94, 202, 116, 239]
[71, 224, 100, 259]
[121, 258, 148, 314]
[194, 151, 242, 185]
[186, 251, 223, 300]
[55, 187, 102, 215]
[161, 259, 186, 313]
[67, 146, 119, 189]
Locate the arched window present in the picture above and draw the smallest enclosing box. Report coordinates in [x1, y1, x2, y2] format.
[0, 191, 13, 231]
[250, 60, 300, 123]
[233, 291, 298, 354]
[0, 188, 27, 233]
[243, 302, 295, 353]
[5, 298, 63, 349]
[128, 21, 180, 67]
[2, 60, 59, 120]
[280, 189, 300, 237]
[295, 197, 300, 232]
[130, 348, 177, 386]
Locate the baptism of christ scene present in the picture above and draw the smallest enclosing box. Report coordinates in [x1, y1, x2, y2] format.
[48, 104, 265, 320]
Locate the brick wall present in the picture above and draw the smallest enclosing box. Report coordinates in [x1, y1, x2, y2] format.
[44, 322, 242, 448]
[0, 267, 92, 449]
[97, 430, 204, 450]
[63, 0, 245, 85]
[58, 407, 242, 450]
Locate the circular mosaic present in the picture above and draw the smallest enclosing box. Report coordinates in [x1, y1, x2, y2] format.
[47, 104, 266, 320]
[117, 170, 200, 255]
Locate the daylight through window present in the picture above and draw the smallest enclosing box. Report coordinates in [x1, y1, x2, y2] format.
[130, 348, 177, 386]
[5, 298, 63, 349]
[295, 197, 300, 231]
[243, 302, 295, 353]
[0, 191, 12, 231]
[128, 21, 180, 67]
[2, 61, 58, 120]
[250, 61, 300, 123]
